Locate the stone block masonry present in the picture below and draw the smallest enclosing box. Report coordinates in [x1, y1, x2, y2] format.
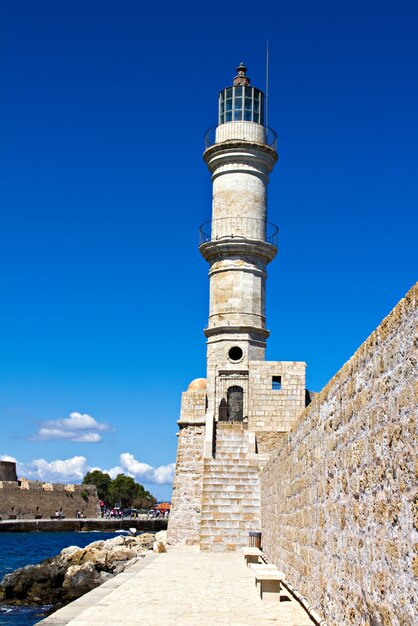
[167, 424, 205, 546]
[249, 361, 306, 433]
[260, 282, 418, 626]
[0, 481, 100, 519]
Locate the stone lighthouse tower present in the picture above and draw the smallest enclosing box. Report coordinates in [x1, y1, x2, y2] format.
[168, 64, 307, 551]
[200, 63, 278, 455]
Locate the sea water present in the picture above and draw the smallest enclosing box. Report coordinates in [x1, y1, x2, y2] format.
[0, 531, 120, 626]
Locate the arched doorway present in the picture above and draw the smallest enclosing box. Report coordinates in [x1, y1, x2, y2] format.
[227, 386, 244, 422]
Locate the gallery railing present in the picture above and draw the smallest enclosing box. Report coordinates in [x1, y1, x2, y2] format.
[199, 217, 278, 247]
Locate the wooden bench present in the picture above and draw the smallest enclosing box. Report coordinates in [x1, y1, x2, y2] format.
[242, 547, 263, 566]
[250, 564, 286, 600]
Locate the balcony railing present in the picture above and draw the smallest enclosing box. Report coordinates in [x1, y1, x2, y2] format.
[199, 217, 278, 247]
[204, 124, 278, 150]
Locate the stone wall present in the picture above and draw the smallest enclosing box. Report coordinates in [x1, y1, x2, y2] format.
[0, 481, 101, 519]
[260, 283, 418, 626]
[167, 424, 205, 545]
[179, 388, 207, 423]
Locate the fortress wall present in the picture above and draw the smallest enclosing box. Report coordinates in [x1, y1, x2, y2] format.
[0, 482, 101, 519]
[167, 424, 205, 545]
[260, 283, 418, 626]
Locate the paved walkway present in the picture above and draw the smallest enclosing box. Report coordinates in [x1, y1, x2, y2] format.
[38, 547, 315, 626]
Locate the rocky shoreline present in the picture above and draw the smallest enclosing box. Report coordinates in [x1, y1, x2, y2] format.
[0, 531, 166, 611]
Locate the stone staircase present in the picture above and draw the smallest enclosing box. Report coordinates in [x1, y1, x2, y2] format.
[200, 422, 260, 552]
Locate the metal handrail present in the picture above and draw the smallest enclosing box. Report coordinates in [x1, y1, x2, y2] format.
[204, 125, 277, 150]
[199, 217, 278, 247]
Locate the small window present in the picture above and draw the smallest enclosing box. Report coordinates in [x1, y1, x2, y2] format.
[272, 376, 282, 390]
[228, 346, 243, 362]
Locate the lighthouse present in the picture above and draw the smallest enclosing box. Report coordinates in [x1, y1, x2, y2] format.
[168, 64, 307, 551]
[200, 63, 278, 443]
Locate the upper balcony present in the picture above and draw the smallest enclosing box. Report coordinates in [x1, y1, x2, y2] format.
[204, 123, 278, 151]
[199, 217, 278, 248]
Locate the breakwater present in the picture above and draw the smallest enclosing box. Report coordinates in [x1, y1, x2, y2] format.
[0, 517, 167, 533]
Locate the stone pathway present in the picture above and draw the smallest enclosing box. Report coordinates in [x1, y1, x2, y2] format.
[37, 546, 315, 626]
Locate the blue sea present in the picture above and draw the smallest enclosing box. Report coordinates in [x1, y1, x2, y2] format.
[0, 531, 120, 626]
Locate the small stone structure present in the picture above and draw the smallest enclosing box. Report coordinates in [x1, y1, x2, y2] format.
[0, 462, 101, 519]
[0, 461, 18, 482]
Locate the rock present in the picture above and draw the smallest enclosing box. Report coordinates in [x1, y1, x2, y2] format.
[155, 530, 167, 546]
[153, 541, 167, 553]
[136, 533, 155, 549]
[153, 530, 168, 552]
[0, 533, 154, 608]
[63, 562, 101, 597]
[59, 546, 81, 559]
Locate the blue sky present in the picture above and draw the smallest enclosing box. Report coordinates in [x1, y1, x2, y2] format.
[0, 1, 417, 500]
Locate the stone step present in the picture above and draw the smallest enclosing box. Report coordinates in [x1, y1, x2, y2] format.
[214, 448, 248, 454]
[216, 434, 246, 440]
[202, 483, 259, 490]
[202, 484, 260, 492]
[212, 456, 255, 462]
[201, 492, 259, 500]
[200, 506, 259, 516]
[215, 435, 247, 442]
[200, 531, 256, 550]
[202, 495, 260, 502]
[202, 496, 260, 505]
[200, 525, 258, 534]
[201, 503, 260, 511]
[205, 454, 257, 462]
[202, 503, 260, 511]
[200, 511, 259, 528]
[200, 532, 258, 542]
[200, 531, 259, 542]
[204, 461, 259, 470]
[202, 481, 260, 490]
[216, 424, 246, 431]
[203, 472, 259, 481]
[200, 520, 259, 530]
[204, 464, 258, 470]
[204, 472, 259, 484]
[202, 493, 260, 510]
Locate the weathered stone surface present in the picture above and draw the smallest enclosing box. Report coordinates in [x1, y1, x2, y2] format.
[260, 282, 418, 626]
[0, 480, 101, 519]
[167, 425, 205, 546]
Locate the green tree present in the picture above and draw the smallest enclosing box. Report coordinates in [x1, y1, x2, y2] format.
[82, 470, 112, 503]
[132, 484, 156, 509]
[107, 474, 140, 508]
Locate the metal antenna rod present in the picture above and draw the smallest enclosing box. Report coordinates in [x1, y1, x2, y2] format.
[266, 40, 269, 130]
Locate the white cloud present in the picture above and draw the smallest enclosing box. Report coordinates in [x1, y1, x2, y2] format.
[10, 456, 88, 482]
[0, 452, 175, 486]
[29, 412, 112, 443]
[118, 452, 175, 484]
[91, 454, 175, 485]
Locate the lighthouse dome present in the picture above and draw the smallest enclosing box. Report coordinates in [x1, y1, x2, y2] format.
[187, 378, 207, 391]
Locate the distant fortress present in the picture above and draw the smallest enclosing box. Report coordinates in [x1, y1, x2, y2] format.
[0, 460, 101, 520]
